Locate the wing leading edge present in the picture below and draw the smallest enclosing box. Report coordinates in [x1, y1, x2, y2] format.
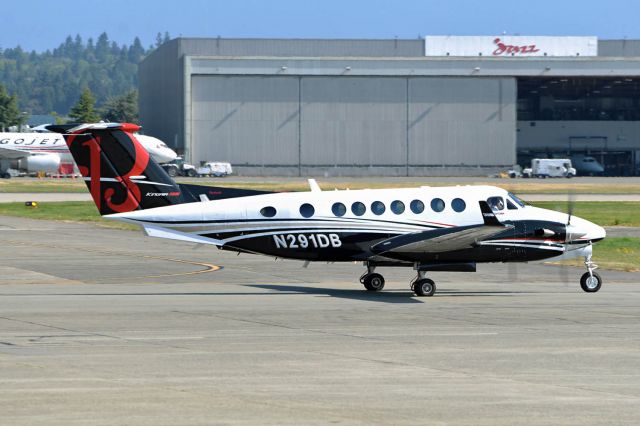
[0, 146, 33, 159]
[371, 201, 511, 255]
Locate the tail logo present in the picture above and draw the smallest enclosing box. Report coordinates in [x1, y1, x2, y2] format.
[68, 131, 150, 213]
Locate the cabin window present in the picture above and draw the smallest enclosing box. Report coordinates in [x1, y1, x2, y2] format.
[390, 200, 405, 214]
[430, 198, 445, 212]
[452, 198, 466, 212]
[332, 202, 346, 217]
[410, 199, 424, 214]
[487, 196, 505, 211]
[351, 202, 366, 216]
[371, 201, 385, 215]
[260, 206, 277, 218]
[299, 203, 315, 218]
[507, 199, 518, 210]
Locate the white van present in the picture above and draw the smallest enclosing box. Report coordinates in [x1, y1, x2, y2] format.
[523, 159, 576, 178]
[196, 162, 233, 177]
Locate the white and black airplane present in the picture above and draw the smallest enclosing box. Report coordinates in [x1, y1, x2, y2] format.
[0, 129, 177, 178]
[48, 122, 607, 296]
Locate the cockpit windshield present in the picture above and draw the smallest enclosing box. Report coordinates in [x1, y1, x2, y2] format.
[508, 192, 526, 208]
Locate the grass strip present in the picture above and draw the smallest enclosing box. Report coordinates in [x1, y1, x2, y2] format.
[2, 178, 640, 194]
[0, 201, 136, 230]
[530, 201, 640, 227]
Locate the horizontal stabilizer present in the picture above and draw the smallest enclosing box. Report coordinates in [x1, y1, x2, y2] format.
[143, 225, 224, 246]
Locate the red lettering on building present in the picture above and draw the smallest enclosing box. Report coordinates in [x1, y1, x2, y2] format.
[492, 38, 540, 56]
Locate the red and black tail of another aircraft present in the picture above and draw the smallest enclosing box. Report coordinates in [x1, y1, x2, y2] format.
[47, 123, 186, 215]
[47, 123, 272, 216]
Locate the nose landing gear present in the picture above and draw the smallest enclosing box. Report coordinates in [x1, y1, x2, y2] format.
[580, 253, 602, 293]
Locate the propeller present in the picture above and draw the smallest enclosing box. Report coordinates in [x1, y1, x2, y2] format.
[559, 190, 576, 288]
[564, 191, 587, 243]
[567, 190, 575, 226]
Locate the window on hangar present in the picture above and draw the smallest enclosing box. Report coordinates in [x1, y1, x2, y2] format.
[517, 77, 640, 121]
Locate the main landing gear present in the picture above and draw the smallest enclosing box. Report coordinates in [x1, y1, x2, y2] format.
[580, 253, 602, 293]
[359, 264, 437, 297]
[360, 265, 385, 292]
[411, 271, 436, 297]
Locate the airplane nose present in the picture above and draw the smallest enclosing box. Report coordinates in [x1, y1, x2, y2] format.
[165, 149, 178, 161]
[566, 216, 606, 243]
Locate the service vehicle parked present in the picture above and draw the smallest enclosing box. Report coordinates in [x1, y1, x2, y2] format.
[522, 159, 576, 178]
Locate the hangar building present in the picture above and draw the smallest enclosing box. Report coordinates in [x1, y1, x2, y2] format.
[139, 36, 640, 176]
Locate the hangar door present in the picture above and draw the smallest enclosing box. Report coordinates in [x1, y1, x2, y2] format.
[300, 77, 407, 166]
[191, 76, 299, 166]
[408, 77, 516, 166]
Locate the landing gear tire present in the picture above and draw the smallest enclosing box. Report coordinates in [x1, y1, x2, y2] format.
[580, 272, 602, 293]
[414, 278, 436, 297]
[187, 169, 197, 177]
[362, 273, 385, 292]
[1, 172, 11, 179]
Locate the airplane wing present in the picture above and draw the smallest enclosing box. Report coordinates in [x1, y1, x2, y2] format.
[0, 146, 31, 159]
[371, 201, 512, 255]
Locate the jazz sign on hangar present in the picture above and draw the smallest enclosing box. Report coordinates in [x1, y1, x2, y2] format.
[424, 35, 598, 57]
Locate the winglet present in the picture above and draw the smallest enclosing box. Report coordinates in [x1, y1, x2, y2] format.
[308, 179, 321, 192]
[479, 201, 502, 226]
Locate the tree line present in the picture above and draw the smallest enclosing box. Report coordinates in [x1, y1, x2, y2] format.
[0, 32, 170, 128]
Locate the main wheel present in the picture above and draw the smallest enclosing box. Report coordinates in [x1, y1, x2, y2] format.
[187, 169, 197, 177]
[363, 273, 385, 292]
[414, 278, 436, 297]
[580, 272, 602, 293]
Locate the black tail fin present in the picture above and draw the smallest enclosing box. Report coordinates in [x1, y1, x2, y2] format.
[47, 123, 187, 215]
[479, 201, 502, 226]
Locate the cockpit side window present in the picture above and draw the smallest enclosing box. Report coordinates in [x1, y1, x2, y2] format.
[506, 199, 518, 210]
[508, 192, 526, 208]
[487, 196, 504, 211]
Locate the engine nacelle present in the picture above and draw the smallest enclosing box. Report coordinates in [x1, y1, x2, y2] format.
[14, 154, 61, 173]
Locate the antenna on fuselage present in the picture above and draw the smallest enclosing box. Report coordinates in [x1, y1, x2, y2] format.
[308, 179, 321, 192]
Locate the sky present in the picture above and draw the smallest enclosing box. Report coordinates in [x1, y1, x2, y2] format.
[3, 0, 640, 52]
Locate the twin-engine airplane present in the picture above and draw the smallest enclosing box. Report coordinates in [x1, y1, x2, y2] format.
[48, 122, 607, 297]
[0, 130, 177, 178]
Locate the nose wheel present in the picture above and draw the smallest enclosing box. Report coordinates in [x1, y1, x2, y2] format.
[580, 253, 602, 293]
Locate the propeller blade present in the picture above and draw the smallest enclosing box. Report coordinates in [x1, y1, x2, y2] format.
[567, 190, 576, 225]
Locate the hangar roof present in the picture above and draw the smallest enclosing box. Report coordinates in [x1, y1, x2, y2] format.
[160, 37, 640, 58]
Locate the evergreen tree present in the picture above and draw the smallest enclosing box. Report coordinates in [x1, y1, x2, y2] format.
[101, 90, 138, 122]
[69, 87, 100, 123]
[0, 32, 158, 116]
[128, 37, 145, 63]
[0, 84, 26, 130]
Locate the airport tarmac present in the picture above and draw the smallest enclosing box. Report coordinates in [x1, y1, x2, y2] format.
[0, 216, 639, 425]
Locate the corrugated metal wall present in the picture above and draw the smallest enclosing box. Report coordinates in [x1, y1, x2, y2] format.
[300, 77, 407, 166]
[408, 78, 516, 166]
[138, 39, 183, 151]
[190, 75, 516, 174]
[191, 76, 299, 166]
[177, 38, 424, 57]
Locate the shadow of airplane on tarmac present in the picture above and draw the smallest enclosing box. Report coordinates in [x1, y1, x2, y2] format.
[0, 285, 530, 303]
[247, 284, 529, 303]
